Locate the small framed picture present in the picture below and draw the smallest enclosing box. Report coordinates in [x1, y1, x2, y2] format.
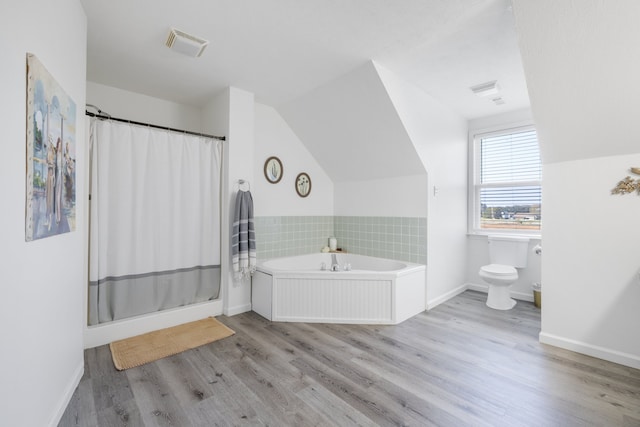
[264, 156, 283, 184]
[295, 172, 311, 197]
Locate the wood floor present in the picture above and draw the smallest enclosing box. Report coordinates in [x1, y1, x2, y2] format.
[60, 291, 640, 426]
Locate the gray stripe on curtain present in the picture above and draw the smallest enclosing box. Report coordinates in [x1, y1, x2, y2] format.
[88, 265, 221, 325]
[90, 264, 221, 286]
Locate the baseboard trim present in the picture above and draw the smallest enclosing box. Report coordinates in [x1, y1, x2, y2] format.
[49, 360, 84, 427]
[539, 332, 640, 370]
[512, 290, 534, 302]
[467, 283, 487, 293]
[84, 299, 224, 349]
[426, 284, 469, 310]
[224, 302, 252, 316]
[467, 282, 534, 302]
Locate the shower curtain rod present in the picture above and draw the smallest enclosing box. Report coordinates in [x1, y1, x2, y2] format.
[85, 110, 226, 141]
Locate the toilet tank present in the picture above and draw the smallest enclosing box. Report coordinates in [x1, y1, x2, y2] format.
[488, 236, 529, 268]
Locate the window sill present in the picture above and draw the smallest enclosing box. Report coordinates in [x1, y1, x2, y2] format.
[467, 231, 542, 240]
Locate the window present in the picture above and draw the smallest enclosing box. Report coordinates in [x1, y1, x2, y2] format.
[471, 126, 541, 234]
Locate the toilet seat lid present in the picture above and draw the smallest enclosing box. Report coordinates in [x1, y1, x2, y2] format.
[481, 264, 517, 276]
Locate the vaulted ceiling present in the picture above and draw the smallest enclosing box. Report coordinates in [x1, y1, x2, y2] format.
[81, 0, 528, 120]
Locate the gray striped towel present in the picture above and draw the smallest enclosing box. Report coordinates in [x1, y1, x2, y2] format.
[232, 190, 256, 279]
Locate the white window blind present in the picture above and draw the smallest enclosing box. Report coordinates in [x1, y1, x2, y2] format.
[474, 127, 541, 232]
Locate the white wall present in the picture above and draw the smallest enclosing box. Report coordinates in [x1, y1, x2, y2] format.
[376, 63, 469, 309]
[334, 175, 427, 217]
[467, 108, 533, 134]
[466, 109, 541, 301]
[0, 1, 86, 426]
[201, 89, 230, 138]
[254, 103, 333, 217]
[279, 61, 425, 183]
[513, 0, 640, 368]
[542, 154, 640, 367]
[223, 87, 255, 315]
[87, 81, 204, 132]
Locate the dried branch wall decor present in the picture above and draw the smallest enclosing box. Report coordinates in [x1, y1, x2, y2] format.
[611, 167, 640, 195]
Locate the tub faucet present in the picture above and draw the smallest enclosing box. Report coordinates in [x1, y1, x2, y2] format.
[331, 253, 340, 271]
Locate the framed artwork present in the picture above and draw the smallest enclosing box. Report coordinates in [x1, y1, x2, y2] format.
[295, 172, 311, 197]
[264, 156, 283, 183]
[25, 53, 77, 241]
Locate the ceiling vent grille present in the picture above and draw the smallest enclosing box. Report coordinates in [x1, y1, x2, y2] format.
[470, 80, 500, 97]
[165, 28, 209, 58]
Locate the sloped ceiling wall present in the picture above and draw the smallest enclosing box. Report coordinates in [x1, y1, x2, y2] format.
[278, 61, 426, 182]
[513, 0, 640, 164]
[512, 0, 640, 368]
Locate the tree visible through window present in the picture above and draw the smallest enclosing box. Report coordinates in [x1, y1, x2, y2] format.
[473, 127, 541, 232]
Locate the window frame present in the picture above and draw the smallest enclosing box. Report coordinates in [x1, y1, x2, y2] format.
[468, 123, 541, 237]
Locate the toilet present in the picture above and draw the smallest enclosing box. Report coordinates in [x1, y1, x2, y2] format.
[479, 236, 529, 310]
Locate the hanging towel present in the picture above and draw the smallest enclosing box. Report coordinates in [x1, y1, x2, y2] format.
[232, 190, 256, 280]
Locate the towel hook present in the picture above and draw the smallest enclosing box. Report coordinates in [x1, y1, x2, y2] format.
[238, 179, 250, 191]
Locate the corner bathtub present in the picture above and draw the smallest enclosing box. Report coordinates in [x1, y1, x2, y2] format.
[252, 253, 426, 324]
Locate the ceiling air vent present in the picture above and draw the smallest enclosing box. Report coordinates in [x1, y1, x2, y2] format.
[165, 28, 209, 58]
[470, 80, 500, 97]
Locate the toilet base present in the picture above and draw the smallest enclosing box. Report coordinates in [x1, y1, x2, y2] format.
[486, 284, 517, 310]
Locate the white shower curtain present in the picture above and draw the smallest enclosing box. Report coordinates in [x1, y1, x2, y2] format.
[88, 119, 222, 325]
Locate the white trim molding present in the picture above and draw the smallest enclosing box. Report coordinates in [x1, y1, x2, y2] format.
[467, 282, 534, 302]
[84, 299, 223, 349]
[426, 284, 468, 310]
[50, 362, 84, 427]
[539, 332, 640, 370]
[224, 302, 252, 317]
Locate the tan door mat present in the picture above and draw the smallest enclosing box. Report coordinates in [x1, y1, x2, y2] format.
[109, 317, 235, 370]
